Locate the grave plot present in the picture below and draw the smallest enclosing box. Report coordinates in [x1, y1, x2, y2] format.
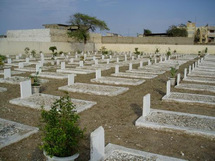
[0, 87, 7, 92]
[9, 93, 96, 113]
[194, 67, 215, 72]
[0, 70, 25, 75]
[139, 65, 170, 71]
[111, 72, 157, 79]
[56, 68, 95, 74]
[90, 127, 185, 161]
[91, 77, 145, 86]
[0, 76, 49, 85]
[126, 69, 166, 75]
[76, 65, 111, 70]
[188, 71, 215, 78]
[175, 83, 215, 93]
[0, 118, 39, 149]
[162, 81, 215, 105]
[58, 83, 129, 96]
[136, 94, 215, 139]
[104, 144, 185, 161]
[184, 76, 215, 84]
[31, 72, 73, 79]
[14, 67, 38, 72]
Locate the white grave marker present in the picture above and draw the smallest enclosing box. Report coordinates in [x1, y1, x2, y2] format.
[26, 58, 29, 63]
[61, 62, 65, 70]
[140, 61, 143, 68]
[142, 94, 151, 117]
[20, 80, 32, 99]
[115, 65, 119, 74]
[166, 80, 171, 96]
[184, 68, 187, 79]
[68, 74, 75, 85]
[7, 59, 11, 64]
[4, 68, 11, 79]
[79, 61, 84, 67]
[18, 63, 24, 69]
[90, 126, 105, 161]
[106, 59, 110, 64]
[176, 73, 180, 86]
[57, 60, 60, 65]
[36, 64, 42, 73]
[96, 69, 101, 79]
[129, 63, 133, 71]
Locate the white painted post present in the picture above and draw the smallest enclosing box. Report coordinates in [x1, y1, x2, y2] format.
[79, 61, 84, 67]
[7, 58, 11, 64]
[109, 55, 112, 59]
[16, 55, 19, 60]
[4, 68, 11, 79]
[160, 56, 163, 62]
[96, 69, 101, 79]
[93, 56, 96, 61]
[115, 65, 119, 74]
[70, 58, 74, 63]
[68, 74, 75, 85]
[138, 55, 140, 59]
[132, 56, 134, 61]
[61, 62, 65, 70]
[20, 80, 32, 99]
[142, 94, 151, 117]
[166, 80, 171, 96]
[102, 55, 105, 60]
[18, 62, 24, 69]
[188, 65, 191, 74]
[129, 63, 133, 71]
[139, 61, 143, 68]
[147, 59, 151, 65]
[90, 126, 105, 161]
[176, 73, 180, 86]
[192, 63, 195, 71]
[184, 68, 187, 79]
[164, 56, 167, 61]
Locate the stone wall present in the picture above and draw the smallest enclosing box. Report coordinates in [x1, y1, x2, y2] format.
[95, 43, 215, 54]
[102, 36, 194, 45]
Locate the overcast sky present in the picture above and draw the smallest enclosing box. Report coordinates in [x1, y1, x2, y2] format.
[0, 0, 215, 36]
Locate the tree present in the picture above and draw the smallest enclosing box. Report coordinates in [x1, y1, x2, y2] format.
[67, 13, 109, 44]
[166, 25, 188, 37]
[144, 29, 152, 35]
[194, 28, 200, 43]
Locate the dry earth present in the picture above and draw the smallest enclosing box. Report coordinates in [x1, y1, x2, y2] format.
[0, 59, 215, 161]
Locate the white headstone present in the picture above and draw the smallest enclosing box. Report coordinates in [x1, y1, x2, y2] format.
[95, 59, 98, 65]
[184, 68, 187, 79]
[61, 62, 65, 70]
[129, 63, 132, 71]
[102, 55, 105, 60]
[142, 94, 151, 117]
[26, 58, 29, 63]
[138, 55, 140, 59]
[7, 58, 12, 64]
[68, 74, 75, 85]
[176, 73, 180, 86]
[116, 57, 119, 63]
[192, 63, 195, 71]
[96, 69, 101, 79]
[160, 56, 163, 62]
[147, 59, 151, 65]
[132, 56, 134, 61]
[36, 64, 42, 73]
[90, 126, 105, 161]
[166, 80, 171, 96]
[16, 55, 19, 60]
[109, 55, 112, 59]
[70, 58, 74, 63]
[4, 68, 11, 79]
[56, 60, 60, 65]
[164, 57, 167, 61]
[115, 65, 119, 74]
[124, 55, 127, 61]
[18, 62, 24, 69]
[106, 59, 110, 64]
[140, 61, 143, 68]
[188, 65, 191, 74]
[79, 61, 84, 67]
[154, 58, 157, 64]
[20, 80, 32, 99]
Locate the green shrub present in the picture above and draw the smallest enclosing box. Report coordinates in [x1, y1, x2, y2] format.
[31, 50, 36, 57]
[170, 67, 177, 78]
[24, 47, 30, 56]
[49, 46, 57, 53]
[134, 48, 140, 55]
[40, 95, 84, 157]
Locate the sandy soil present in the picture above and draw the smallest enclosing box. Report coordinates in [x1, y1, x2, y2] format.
[0, 59, 215, 161]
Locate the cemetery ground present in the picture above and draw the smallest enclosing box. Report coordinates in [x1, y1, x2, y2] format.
[0, 60, 215, 161]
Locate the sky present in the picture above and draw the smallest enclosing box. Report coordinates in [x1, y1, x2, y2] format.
[0, 0, 215, 36]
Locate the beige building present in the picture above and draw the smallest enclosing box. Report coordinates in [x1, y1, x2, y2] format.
[186, 22, 215, 44]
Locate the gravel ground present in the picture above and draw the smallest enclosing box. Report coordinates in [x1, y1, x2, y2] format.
[105, 151, 157, 161]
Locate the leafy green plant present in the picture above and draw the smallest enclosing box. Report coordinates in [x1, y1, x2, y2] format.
[30, 70, 40, 86]
[40, 95, 84, 157]
[155, 47, 160, 54]
[31, 50, 36, 57]
[59, 51, 64, 55]
[134, 48, 140, 55]
[166, 48, 171, 57]
[99, 46, 108, 55]
[170, 67, 177, 78]
[173, 50, 177, 53]
[49, 46, 57, 53]
[0, 54, 6, 68]
[205, 47, 208, 53]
